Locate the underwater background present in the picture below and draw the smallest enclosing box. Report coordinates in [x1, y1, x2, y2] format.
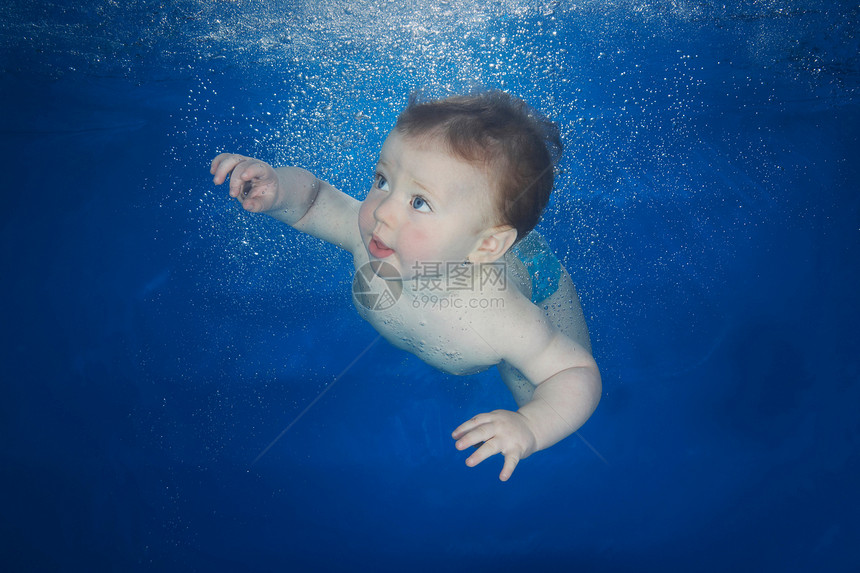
[1, 0, 858, 571]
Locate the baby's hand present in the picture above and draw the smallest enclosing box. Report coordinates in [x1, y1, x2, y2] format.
[210, 153, 282, 213]
[452, 410, 538, 481]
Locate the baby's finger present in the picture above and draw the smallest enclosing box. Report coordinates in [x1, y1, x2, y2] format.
[452, 413, 491, 440]
[209, 153, 232, 175]
[227, 160, 264, 198]
[465, 439, 500, 468]
[210, 153, 245, 184]
[499, 454, 520, 482]
[454, 422, 495, 451]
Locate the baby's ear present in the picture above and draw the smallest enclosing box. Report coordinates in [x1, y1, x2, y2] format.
[469, 226, 517, 263]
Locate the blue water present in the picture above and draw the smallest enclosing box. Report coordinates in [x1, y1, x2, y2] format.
[1, 1, 858, 571]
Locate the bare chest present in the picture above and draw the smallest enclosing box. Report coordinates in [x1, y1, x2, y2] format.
[351, 280, 503, 375]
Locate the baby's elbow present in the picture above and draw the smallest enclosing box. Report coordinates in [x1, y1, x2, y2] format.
[591, 369, 602, 412]
[559, 357, 601, 415]
[583, 361, 602, 414]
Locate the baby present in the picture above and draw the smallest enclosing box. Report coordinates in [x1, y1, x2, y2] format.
[210, 90, 600, 481]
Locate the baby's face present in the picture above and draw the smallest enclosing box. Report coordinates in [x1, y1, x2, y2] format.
[358, 130, 498, 281]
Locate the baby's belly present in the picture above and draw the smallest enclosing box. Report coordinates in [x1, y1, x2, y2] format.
[386, 333, 495, 376]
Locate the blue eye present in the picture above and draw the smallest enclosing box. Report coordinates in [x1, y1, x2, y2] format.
[411, 196, 431, 212]
[375, 173, 389, 191]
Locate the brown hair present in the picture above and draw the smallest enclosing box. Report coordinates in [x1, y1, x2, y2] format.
[394, 89, 562, 242]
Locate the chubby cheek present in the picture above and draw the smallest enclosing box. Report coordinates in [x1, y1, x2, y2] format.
[397, 226, 438, 268]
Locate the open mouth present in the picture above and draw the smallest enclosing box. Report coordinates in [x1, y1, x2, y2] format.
[368, 235, 395, 258]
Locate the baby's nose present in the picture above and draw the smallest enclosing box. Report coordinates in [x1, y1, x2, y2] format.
[373, 193, 399, 225]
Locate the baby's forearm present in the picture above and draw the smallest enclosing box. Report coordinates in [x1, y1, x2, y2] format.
[518, 365, 601, 452]
[265, 166, 321, 226]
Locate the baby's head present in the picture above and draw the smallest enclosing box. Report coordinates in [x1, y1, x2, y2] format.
[393, 90, 562, 244]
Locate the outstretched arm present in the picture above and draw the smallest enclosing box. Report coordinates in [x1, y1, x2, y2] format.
[210, 153, 362, 251]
